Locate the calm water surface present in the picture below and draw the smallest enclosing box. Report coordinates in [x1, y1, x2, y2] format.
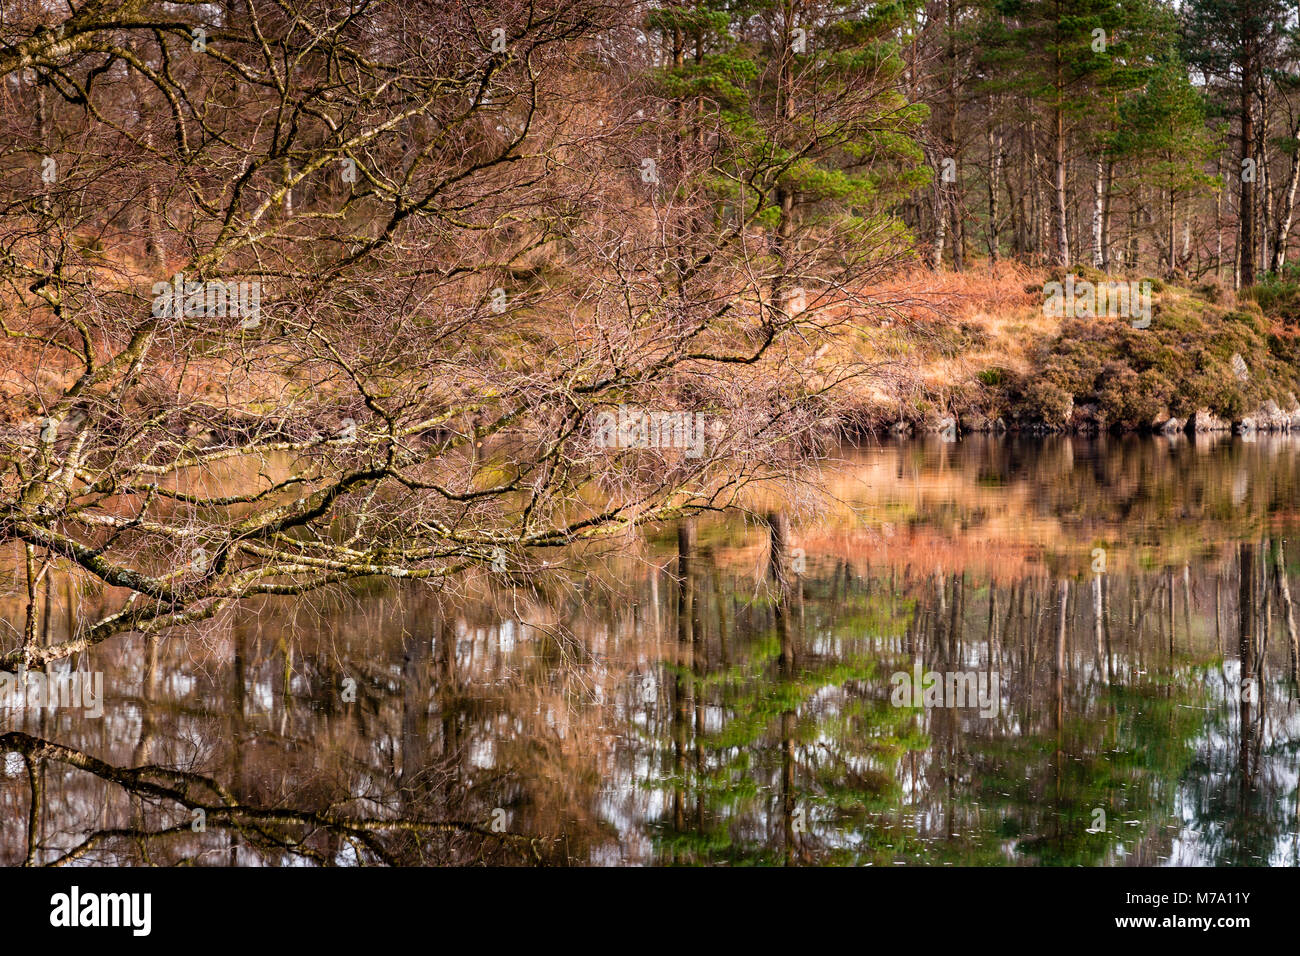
[3, 435, 1299, 865]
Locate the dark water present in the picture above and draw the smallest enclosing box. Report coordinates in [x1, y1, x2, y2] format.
[3, 435, 1299, 866]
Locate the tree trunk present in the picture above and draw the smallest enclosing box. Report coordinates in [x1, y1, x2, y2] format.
[1168, 183, 1177, 273]
[930, 151, 947, 269]
[1238, 542, 1257, 786]
[1032, 134, 1048, 265]
[1261, 83, 1272, 272]
[946, 1, 963, 272]
[1239, 49, 1256, 287]
[1052, 101, 1069, 266]
[988, 124, 1002, 265]
[1270, 120, 1300, 273]
[1101, 156, 1114, 271]
[1092, 573, 1105, 668]
[1274, 540, 1300, 680]
[1092, 155, 1104, 269]
[1054, 580, 1068, 729]
[1216, 154, 1224, 281]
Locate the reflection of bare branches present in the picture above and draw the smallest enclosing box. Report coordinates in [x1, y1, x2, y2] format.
[2, 732, 544, 867]
[0, 0, 893, 678]
[4, 442, 1300, 867]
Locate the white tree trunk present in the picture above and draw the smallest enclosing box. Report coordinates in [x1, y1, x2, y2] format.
[1091, 156, 1104, 269]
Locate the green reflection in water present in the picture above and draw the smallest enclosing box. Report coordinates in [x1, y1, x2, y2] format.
[2, 436, 1299, 866]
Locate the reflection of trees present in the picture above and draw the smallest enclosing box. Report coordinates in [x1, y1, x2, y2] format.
[0, 586, 587, 866]
[890, 434, 1300, 549]
[2, 498, 1297, 865]
[2, 731, 539, 866]
[874, 540, 1298, 866]
[1177, 542, 1300, 866]
[646, 518, 922, 865]
[635, 521, 1298, 866]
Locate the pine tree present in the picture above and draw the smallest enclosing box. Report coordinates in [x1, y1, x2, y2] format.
[1182, 0, 1288, 285]
[984, 0, 1149, 267]
[1112, 59, 1220, 272]
[648, 1, 929, 309]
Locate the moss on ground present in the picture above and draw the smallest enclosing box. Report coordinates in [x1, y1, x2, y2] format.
[838, 271, 1300, 432]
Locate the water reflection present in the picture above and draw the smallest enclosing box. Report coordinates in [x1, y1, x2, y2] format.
[2, 436, 1299, 865]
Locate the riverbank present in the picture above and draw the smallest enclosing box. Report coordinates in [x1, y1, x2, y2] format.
[836, 264, 1300, 437]
[7, 262, 1300, 443]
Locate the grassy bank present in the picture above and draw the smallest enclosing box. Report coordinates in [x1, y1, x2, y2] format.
[8, 262, 1300, 442]
[836, 264, 1300, 435]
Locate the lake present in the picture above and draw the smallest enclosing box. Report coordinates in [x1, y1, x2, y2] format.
[3, 434, 1299, 865]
